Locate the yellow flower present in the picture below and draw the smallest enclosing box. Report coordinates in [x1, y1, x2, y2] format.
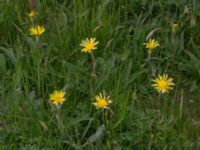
[30, 25, 45, 36]
[28, 10, 37, 18]
[93, 93, 112, 109]
[172, 23, 178, 33]
[80, 38, 99, 53]
[152, 74, 175, 93]
[144, 38, 159, 54]
[50, 90, 65, 106]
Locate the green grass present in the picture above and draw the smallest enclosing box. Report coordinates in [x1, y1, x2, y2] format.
[1, 0, 200, 149]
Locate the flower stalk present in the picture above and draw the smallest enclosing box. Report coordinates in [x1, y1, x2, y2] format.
[90, 52, 97, 80]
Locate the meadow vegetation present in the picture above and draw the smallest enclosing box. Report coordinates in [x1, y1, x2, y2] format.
[0, 0, 200, 149]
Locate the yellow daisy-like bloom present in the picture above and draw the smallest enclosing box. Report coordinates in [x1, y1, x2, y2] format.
[28, 10, 37, 18]
[30, 25, 45, 36]
[152, 74, 175, 93]
[172, 23, 178, 33]
[50, 90, 65, 106]
[93, 93, 112, 109]
[80, 38, 99, 53]
[144, 38, 159, 54]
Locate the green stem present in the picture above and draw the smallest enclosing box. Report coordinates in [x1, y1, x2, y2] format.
[157, 93, 161, 109]
[35, 36, 39, 44]
[147, 51, 152, 76]
[56, 110, 64, 134]
[48, 112, 56, 124]
[103, 109, 111, 149]
[102, 109, 105, 125]
[90, 52, 97, 80]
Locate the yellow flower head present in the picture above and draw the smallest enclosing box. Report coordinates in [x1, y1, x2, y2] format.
[50, 90, 65, 106]
[93, 93, 112, 109]
[80, 38, 99, 53]
[172, 23, 178, 33]
[30, 25, 45, 36]
[152, 74, 175, 93]
[144, 38, 159, 54]
[28, 10, 37, 18]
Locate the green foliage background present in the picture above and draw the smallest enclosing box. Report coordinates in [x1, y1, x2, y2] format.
[0, 0, 200, 149]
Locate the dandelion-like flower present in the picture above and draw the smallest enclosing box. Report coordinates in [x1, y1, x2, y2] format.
[28, 10, 37, 18]
[80, 38, 99, 53]
[50, 90, 65, 106]
[30, 25, 45, 36]
[93, 93, 112, 109]
[152, 74, 175, 93]
[144, 38, 159, 54]
[172, 23, 178, 33]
